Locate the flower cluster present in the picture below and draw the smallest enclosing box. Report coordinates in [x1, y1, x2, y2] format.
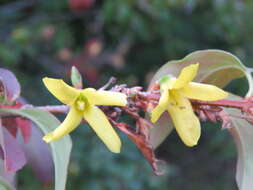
[151, 64, 228, 146]
[43, 64, 228, 152]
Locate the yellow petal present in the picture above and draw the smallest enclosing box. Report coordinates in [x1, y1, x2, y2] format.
[83, 106, 121, 153]
[151, 84, 170, 123]
[82, 88, 127, 106]
[168, 91, 200, 146]
[43, 77, 80, 105]
[173, 64, 199, 89]
[43, 107, 82, 142]
[182, 82, 228, 101]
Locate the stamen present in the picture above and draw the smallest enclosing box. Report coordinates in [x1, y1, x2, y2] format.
[77, 100, 85, 111]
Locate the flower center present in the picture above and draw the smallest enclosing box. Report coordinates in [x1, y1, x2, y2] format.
[75, 94, 89, 112]
[76, 100, 86, 111]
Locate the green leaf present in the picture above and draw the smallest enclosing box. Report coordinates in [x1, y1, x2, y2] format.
[150, 49, 252, 96]
[148, 49, 252, 148]
[148, 113, 173, 149]
[0, 108, 72, 190]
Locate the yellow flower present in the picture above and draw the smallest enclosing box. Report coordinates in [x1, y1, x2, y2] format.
[151, 64, 228, 147]
[42, 77, 127, 153]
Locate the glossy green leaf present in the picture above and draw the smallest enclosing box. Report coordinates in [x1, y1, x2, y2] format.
[0, 108, 72, 190]
[148, 49, 252, 148]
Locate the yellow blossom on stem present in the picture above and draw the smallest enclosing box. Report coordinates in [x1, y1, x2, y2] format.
[151, 64, 228, 147]
[42, 77, 127, 153]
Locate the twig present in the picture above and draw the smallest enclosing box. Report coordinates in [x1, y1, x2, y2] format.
[2, 78, 253, 175]
[99, 77, 117, 90]
[35, 105, 69, 113]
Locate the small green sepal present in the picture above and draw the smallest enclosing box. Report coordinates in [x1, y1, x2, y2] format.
[159, 75, 171, 85]
[71, 66, 83, 89]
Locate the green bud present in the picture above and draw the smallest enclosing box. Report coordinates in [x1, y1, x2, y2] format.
[159, 75, 171, 85]
[71, 66, 83, 89]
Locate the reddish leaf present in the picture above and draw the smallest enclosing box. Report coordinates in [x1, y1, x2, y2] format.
[0, 69, 21, 103]
[0, 108, 72, 190]
[0, 103, 20, 109]
[0, 159, 16, 189]
[0, 102, 32, 143]
[16, 117, 31, 143]
[2, 118, 18, 138]
[19, 125, 53, 185]
[0, 120, 26, 172]
[1, 102, 24, 137]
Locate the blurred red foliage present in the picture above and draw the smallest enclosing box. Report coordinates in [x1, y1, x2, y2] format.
[69, 0, 95, 12]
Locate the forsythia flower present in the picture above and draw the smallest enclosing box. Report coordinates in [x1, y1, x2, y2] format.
[151, 64, 228, 146]
[42, 77, 127, 153]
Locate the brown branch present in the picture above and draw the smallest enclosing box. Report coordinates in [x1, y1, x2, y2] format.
[2, 78, 253, 175]
[191, 99, 246, 110]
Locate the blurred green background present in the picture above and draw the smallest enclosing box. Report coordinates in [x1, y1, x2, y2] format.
[1, 0, 253, 189]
